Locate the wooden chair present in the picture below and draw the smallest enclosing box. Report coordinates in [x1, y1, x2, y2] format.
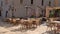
[32, 21, 37, 28]
[46, 19, 55, 31]
[15, 18, 20, 24]
[55, 24, 60, 34]
[20, 19, 24, 24]
[23, 21, 30, 29]
[36, 18, 41, 26]
[3, 18, 10, 22]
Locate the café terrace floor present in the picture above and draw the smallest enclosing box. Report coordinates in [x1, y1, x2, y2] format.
[0, 19, 52, 34]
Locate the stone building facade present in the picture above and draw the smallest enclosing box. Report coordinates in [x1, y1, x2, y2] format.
[0, 0, 59, 18]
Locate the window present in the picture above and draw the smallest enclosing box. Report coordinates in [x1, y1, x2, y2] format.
[5, 0, 8, 5]
[0, 10, 1, 16]
[1, 1, 3, 7]
[49, 1, 51, 6]
[31, 0, 33, 4]
[42, 0, 44, 6]
[20, 0, 23, 4]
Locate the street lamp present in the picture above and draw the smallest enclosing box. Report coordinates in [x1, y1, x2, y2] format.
[25, 6, 28, 18]
[9, 5, 15, 23]
[11, 6, 14, 18]
[25, 6, 30, 18]
[9, 5, 14, 18]
[25, 6, 32, 18]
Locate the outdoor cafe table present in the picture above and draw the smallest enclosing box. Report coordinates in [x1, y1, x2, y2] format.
[51, 21, 60, 24]
[50, 21, 60, 34]
[50, 21, 60, 28]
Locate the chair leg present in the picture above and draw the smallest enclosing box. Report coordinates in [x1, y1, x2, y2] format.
[47, 26, 52, 31]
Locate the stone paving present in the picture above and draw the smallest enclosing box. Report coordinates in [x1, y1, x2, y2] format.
[0, 20, 48, 34]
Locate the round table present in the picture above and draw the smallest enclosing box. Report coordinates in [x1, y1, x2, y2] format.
[51, 21, 60, 24]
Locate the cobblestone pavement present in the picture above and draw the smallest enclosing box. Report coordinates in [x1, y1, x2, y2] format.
[0, 20, 48, 34]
